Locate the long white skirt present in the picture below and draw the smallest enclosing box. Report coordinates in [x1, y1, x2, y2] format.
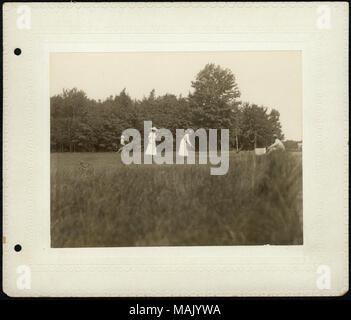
[178, 140, 189, 157]
[145, 141, 157, 155]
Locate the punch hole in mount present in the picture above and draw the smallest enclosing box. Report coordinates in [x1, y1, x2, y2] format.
[14, 48, 22, 56]
[14, 244, 22, 252]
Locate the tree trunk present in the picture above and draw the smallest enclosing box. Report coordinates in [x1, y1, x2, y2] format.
[254, 133, 257, 149]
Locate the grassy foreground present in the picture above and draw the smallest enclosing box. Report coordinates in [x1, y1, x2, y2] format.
[51, 151, 302, 247]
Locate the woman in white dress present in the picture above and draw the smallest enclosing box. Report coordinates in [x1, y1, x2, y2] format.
[145, 127, 157, 156]
[116, 134, 126, 153]
[178, 129, 194, 157]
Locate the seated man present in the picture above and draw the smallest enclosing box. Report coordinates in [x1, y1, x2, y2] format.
[267, 134, 285, 154]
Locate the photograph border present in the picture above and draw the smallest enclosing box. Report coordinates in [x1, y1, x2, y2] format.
[3, 2, 348, 297]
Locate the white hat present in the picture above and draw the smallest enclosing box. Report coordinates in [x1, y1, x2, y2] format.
[151, 127, 157, 132]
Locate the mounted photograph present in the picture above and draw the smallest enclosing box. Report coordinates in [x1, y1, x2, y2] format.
[3, 2, 348, 297]
[50, 51, 303, 248]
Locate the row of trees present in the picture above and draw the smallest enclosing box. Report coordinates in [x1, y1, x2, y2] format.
[51, 63, 284, 152]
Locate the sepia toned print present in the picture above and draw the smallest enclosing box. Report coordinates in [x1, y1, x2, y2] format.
[3, 2, 348, 297]
[50, 51, 302, 247]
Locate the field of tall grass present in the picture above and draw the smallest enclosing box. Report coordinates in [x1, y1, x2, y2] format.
[51, 151, 302, 247]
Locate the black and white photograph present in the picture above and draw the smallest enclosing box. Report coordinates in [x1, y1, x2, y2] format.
[3, 2, 348, 298]
[50, 51, 303, 247]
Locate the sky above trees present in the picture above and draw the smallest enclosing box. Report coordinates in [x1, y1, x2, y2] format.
[50, 51, 302, 140]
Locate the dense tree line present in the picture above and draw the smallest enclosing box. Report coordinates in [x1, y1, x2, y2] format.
[51, 63, 284, 152]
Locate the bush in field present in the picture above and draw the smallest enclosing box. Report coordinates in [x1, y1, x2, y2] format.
[51, 152, 302, 247]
